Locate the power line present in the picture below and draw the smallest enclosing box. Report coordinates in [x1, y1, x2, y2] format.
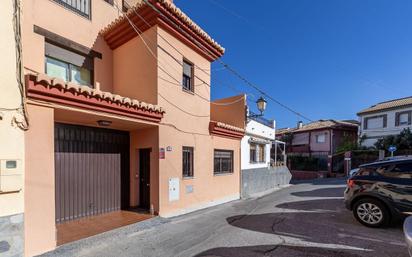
[141, 0, 313, 122]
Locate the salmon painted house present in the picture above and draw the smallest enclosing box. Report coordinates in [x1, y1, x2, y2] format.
[19, 0, 246, 255]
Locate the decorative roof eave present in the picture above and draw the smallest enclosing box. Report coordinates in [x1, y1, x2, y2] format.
[26, 74, 165, 123]
[209, 121, 244, 140]
[100, 0, 224, 61]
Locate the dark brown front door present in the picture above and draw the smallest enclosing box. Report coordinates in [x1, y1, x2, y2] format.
[139, 149, 151, 210]
[54, 123, 130, 223]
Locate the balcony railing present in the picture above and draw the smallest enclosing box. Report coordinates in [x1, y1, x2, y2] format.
[248, 111, 274, 128]
[53, 0, 91, 18]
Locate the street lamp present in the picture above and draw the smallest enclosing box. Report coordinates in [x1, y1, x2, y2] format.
[256, 96, 267, 115]
[249, 96, 267, 117]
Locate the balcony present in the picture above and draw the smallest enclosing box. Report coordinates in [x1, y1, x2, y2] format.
[248, 111, 274, 128]
[53, 0, 91, 18]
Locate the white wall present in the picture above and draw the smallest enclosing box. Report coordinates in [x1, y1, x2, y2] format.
[241, 119, 275, 170]
[0, 0, 25, 217]
[359, 107, 412, 147]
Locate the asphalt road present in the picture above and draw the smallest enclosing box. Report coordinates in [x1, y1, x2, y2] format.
[42, 178, 408, 257]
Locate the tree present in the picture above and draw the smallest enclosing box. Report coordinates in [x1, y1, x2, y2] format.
[374, 128, 412, 150]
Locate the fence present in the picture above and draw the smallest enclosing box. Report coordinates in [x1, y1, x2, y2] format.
[288, 154, 328, 171]
[350, 150, 380, 169]
[331, 152, 345, 173]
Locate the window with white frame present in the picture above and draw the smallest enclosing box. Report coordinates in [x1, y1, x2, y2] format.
[258, 144, 265, 163]
[250, 143, 265, 163]
[250, 143, 257, 163]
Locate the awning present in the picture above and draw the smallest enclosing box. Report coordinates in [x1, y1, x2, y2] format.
[248, 137, 271, 144]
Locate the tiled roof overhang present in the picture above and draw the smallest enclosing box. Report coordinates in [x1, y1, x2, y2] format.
[100, 0, 224, 61]
[357, 96, 412, 116]
[209, 121, 245, 140]
[26, 74, 165, 123]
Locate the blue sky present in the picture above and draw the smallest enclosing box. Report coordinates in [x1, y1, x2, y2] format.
[174, 0, 412, 128]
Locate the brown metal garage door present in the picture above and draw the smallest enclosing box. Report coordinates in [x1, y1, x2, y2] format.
[54, 123, 130, 223]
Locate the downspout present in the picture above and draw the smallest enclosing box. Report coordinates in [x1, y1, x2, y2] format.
[12, 0, 29, 130]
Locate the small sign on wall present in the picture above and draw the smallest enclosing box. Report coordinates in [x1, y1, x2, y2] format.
[186, 185, 193, 194]
[159, 148, 165, 159]
[169, 178, 179, 202]
[166, 146, 173, 152]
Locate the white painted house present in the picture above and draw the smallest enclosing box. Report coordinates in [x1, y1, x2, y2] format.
[358, 96, 412, 147]
[241, 113, 276, 171]
[239, 109, 291, 199]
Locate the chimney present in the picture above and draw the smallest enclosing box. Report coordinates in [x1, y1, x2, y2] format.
[297, 121, 303, 129]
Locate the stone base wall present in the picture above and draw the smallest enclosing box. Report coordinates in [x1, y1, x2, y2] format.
[0, 213, 23, 257]
[241, 166, 292, 199]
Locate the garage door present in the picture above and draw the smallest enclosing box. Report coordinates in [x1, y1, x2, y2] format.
[54, 123, 130, 223]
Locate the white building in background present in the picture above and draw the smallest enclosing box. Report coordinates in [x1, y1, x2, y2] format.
[358, 96, 412, 147]
[239, 109, 291, 199]
[241, 113, 276, 171]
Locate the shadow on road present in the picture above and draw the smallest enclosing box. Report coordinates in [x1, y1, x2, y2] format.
[193, 244, 364, 257]
[291, 187, 345, 198]
[221, 197, 407, 257]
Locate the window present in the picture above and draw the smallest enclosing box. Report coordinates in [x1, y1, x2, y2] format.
[53, 0, 91, 19]
[258, 144, 265, 163]
[316, 134, 326, 143]
[45, 42, 93, 87]
[396, 111, 412, 126]
[378, 163, 412, 178]
[364, 115, 387, 130]
[214, 150, 233, 174]
[250, 143, 257, 163]
[393, 163, 412, 173]
[182, 60, 194, 92]
[250, 143, 265, 163]
[182, 147, 194, 177]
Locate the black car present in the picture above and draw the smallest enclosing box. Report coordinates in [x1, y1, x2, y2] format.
[344, 158, 412, 227]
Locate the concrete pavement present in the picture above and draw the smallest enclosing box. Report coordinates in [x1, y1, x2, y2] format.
[40, 178, 408, 257]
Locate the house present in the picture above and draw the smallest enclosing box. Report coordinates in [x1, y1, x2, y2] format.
[240, 108, 291, 198]
[358, 96, 412, 148]
[16, 0, 246, 255]
[276, 120, 359, 156]
[0, 1, 26, 256]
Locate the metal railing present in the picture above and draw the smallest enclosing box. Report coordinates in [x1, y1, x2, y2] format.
[53, 0, 91, 18]
[248, 111, 274, 128]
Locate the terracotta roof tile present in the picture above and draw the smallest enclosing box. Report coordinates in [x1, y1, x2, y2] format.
[31, 73, 165, 114]
[216, 121, 245, 133]
[276, 119, 358, 135]
[100, 0, 224, 54]
[357, 96, 412, 115]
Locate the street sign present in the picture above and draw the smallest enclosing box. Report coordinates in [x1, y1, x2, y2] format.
[388, 145, 397, 157]
[159, 148, 165, 159]
[388, 146, 397, 153]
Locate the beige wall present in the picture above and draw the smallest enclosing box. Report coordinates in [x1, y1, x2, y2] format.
[113, 27, 158, 104]
[22, 0, 119, 91]
[130, 127, 160, 211]
[24, 104, 55, 257]
[155, 27, 240, 217]
[158, 126, 240, 217]
[0, 0, 25, 217]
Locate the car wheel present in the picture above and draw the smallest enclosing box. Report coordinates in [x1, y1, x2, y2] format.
[353, 198, 390, 228]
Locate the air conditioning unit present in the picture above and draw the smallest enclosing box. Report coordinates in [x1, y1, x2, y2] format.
[0, 159, 23, 193]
